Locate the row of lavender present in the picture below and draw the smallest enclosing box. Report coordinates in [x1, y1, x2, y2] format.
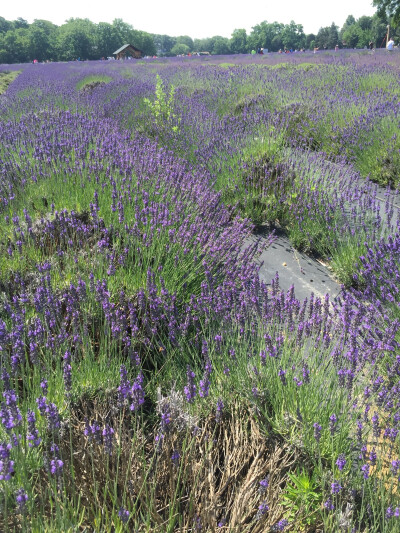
[0, 53, 399, 530]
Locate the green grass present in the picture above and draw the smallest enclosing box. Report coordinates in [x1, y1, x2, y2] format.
[0, 70, 20, 93]
[76, 74, 113, 91]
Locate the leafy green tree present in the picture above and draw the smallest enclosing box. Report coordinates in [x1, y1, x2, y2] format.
[373, 0, 400, 25]
[13, 18, 29, 30]
[316, 23, 340, 49]
[3, 28, 30, 62]
[0, 17, 13, 34]
[57, 18, 97, 60]
[340, 23, 363, 47]
[248, 21, 284, 52]
[110, 20, 155, 56]
[212, 36, 231, 55]
[305, 33, 316, 50]
[112, 18, 133, 42]
[29, 20, 57, 61]
[176, 35, 194, 51]
[230, 28, 248, 54]
[281, 20, 305, 50]
[152, 34, 176, 56]
[170, 42, 190, 55]
[343, 15, 356, 27]
[371, 13, 389, 46]
[133, 31, 156, 56]
[358, 15, 373, 31]
[96, 22, 121, 57]
[193, 37, 214, 52]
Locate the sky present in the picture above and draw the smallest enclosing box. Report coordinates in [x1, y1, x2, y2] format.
[1, 0, 377, 39]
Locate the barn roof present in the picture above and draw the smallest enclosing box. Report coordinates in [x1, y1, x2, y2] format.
[113, 44, 142, 55]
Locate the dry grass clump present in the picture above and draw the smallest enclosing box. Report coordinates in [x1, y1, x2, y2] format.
[29, 398, 301, 531]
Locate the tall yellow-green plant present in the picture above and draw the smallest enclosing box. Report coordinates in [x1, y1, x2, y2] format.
[143, 75, 179, 132]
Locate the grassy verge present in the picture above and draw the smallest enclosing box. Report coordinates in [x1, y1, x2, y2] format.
[0, 71, 20, 94]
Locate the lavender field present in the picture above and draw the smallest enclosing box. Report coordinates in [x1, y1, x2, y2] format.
[1, 50, 400, 532]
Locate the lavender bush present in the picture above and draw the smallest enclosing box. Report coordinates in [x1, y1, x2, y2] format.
[0, 50, 400, 531]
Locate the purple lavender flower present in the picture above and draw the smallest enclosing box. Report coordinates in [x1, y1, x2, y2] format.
[130, 372, 145, 411]
[331, 480, 342, 494]
[194, 515, 202, 531]
[372, 412, 381, 438]
[50, 458, 64, 476]
[36, 396, 60, 432]
[217, 517, 227, 527]
[302, 362, 310, 383]
[313, 423, 322, 443]
[216, 398, 224, 423]
[199, 359, 212, 398]
[63, 350, 72, 393]
[0, 389, 23, 432]
[102, 424, 114, 455]
[361, 464, 370, 479]
[15, 487, 28, 513]
[256, 501, 269, 520]
[259, 477, 269, 494]
[184, 366, 196, 404]
[49, 443, 63, 477]
[329, 414, 337, 435]
[324, 499, 335, 511]
[154, 432, 164, 453]
[118, 507, 130, 524]
[369, 448, 377, 466]
[160, 402, 171, 433]
[118, 364, 131, 406]
[26, 409, 41, 447]
[386, 507, 394, 519]
[278, 368, 287, 386]
[336, 454, 346, 471]
[84, 418, 102, 444]
[392, 459, 400, 476]
[0, 442, 14, 480]
[171, 450, 180, 467]
[271, 518, 289, 531]
[40, 380, 48, 395]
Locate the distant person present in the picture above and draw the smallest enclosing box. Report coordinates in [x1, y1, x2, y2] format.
[369, 41, 374, 50]
[313, 47, 319, 54]
[387, 38, 394, 51]
[251, 49, 256, 55]
[335, 44, 339, 51]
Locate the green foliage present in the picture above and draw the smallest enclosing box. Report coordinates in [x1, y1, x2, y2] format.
[170, 42, 190, 56]
[0, 70, 19, 94]
[143, 75, 180, 133]
[282, 470, 322, 528]
[315, 22, 340, 49]
[373, 0, 400, 25]
[230, 28, 248, 54]
[212, 36, 231, 55]
[76, 74, 113, 91]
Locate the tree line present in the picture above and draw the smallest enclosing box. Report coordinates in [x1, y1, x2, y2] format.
[0, 12, 398, 64]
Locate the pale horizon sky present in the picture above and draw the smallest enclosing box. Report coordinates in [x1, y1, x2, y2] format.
[1, 0, 377, 39]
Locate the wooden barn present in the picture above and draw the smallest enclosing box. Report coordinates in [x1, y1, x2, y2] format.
[113, 44, 143, 60]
